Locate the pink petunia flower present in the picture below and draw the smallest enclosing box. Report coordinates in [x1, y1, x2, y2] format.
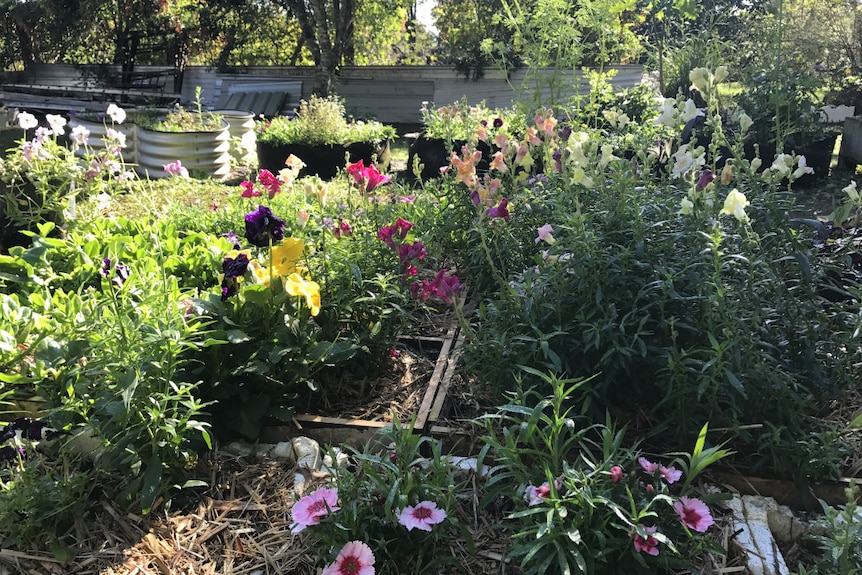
[321, 540, 375, 575]
[398, 500, 447, 532]
[290, 487, 340, 534]
[674, 496, 714, 532]
[633, 525, 660, 556]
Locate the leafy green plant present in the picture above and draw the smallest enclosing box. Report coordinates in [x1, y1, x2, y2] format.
[137, 87, 224, 132]
[803, 482, 862, 575]
[296, 415, 472, 575]
[475, 368, 729, 575]
[257, 94, 394, 146]
[0, 452, 92, 561]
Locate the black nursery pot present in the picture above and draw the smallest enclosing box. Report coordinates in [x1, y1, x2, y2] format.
[257, 141, 346, 180]
[345, 140, 392, 172]
[406, 135, 494, 180]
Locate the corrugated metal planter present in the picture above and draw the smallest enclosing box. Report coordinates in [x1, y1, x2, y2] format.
[136, 120, 231, 180]
[68, 117, 137, 164]
[212, 109, 257, 161]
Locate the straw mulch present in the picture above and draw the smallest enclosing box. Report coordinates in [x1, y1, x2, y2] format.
[0, 443, 746, 575]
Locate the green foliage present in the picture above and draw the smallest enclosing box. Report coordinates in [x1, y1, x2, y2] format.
[804, 482, 862, 575]
[476, 369, 729, 574]
[0, 452, 92, 560]
[301, 415, 472, 575]
[257, 95, 395, 146]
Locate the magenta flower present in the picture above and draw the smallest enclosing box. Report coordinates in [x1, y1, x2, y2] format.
[257, 169, 282, 199]
[244, 205, 286, 247]
[486, 198, 510, 222]
[633, 525, 660, 556]
[322, 541, 375, 575]
[609, 465, 623, 484]
[290, 487, 340, 534]
[240, 180, 261, 198]
[674, 496, 714, 532]
[524, 477, 563, 506]
[398, 500, 447, 532]
[348, 159, 391, 194]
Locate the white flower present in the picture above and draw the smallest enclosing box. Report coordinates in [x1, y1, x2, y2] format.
[750, 157, 762, 172]
[106, 103, 126, 124]
[791, 155, 814, 181]
[679, 99, 705, 124]
[16, 111, 38, 130]
[106, 128, 127, 149]
[720, 189, 750, 222]
[46, 114, 67, 136]
[679, 197, 694, 215]
[843, 180, 859, 202]
[738, 112, 753, 133]
[654, 98, 678, 127]
[689, 67, 710, 94]
[671, 144, 706, 178]
[714, 66, 729, 84]
[70, 125, 90, 147]
[769, 153, 794, 177]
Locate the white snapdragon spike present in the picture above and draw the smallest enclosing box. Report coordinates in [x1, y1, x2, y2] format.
[17, 111, 38, 130]
[769, 153, 794, 177]
[70, 124, 90, 147]
[106, 103, 126, 124]
[679, 99, 705, 124]
[671, 144, 706, 178]
[843, 180, 859, 202]
[714, 66, 729, 84]
[654, 97, 678, 127]
[689, 67, 711, 94]
[45, 114, 67, 136]
[720, 189, 750, 222]
[791, 156, 814, 181]
[750, 157, 762, 172]
[599, 144, 620, 169]
[738, 111, 753, 133]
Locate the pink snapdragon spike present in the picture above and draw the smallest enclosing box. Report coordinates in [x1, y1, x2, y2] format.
[290, 487, 340, 534]
[674, 496, 714, 532]
[257, 169, 282, 198]
[163, 160, 189, 178]
[398, 500, 447, 532]
[633, 525, 660, 556]
[348, 159, 391, 194]
[322, 541, 375, 575]
[486, 198, 510, 222]
[240, 180, 261, 198]
[535, 224, 555, 245]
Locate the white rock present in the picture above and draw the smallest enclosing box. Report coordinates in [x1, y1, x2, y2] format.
[271, 441, 295, 460]
[726, 495, 790, 575]
[291, 436, 321, 470]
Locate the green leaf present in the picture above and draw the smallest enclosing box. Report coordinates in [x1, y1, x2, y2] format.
[140, 453, 163, 514]
[226, 329, 250, 344]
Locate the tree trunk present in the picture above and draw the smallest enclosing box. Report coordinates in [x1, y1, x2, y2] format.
[309, 0, 338, 95]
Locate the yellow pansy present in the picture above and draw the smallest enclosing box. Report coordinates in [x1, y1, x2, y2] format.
[272, 238, 305, 277]
[285, 272, 321, 316]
